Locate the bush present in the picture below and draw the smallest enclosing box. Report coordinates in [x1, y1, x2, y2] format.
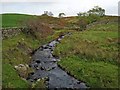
[23, 18, 53, 40]
[87, 15, 100, 23]
[77, 15, 100, 31]
[77, 17, 88, 31]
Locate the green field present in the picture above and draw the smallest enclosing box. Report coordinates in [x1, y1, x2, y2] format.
[2, 13, 119, 88]
[1, 13, 37, 28]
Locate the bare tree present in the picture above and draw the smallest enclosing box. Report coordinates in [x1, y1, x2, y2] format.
[58, 13, 65, 18]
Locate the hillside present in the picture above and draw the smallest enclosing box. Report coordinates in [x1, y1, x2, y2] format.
[2, 13, 119, 88]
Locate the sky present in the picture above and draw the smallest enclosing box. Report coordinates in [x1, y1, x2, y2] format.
[0, 0, 119, 17]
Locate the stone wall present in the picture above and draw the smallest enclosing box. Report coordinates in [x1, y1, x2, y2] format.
[1, 27, 25, 39]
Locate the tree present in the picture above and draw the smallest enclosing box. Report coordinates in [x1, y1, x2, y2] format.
[58, 13, 65, 18]
[44, 11, 49, 15]
[77, 6, 105, 17]
[48, 11, 54, 16]
[87, 6, 105, 16]
[77, 12, 88, 16]
[42, 11, 54, 16]
[77, 12, 83, 16]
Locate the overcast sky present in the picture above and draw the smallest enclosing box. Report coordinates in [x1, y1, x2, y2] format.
[0, 0, 119, 17]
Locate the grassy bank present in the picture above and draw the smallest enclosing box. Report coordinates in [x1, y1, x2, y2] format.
[3, 64, 29, 88]
[58, 56, 118, 88]
[2, 32, 40, 88]
[54, 18, 119, 88]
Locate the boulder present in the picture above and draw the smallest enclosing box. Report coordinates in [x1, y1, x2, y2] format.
[14, 64, 29, 78]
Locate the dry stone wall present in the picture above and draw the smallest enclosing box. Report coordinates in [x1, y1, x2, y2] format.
[1, 27, 25, 39]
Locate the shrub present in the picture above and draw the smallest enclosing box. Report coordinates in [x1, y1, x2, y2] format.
[77, 17, 88, 31]
[23, 18, 53, 40]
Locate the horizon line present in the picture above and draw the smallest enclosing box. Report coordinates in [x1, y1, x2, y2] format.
[0, 12, 119, 17]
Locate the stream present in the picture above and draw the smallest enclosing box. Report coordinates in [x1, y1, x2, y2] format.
[27, 32, 88, 89]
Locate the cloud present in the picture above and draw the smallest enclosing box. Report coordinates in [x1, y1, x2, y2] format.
[1, 0, 119, 16]
[0, 0, 56, 2]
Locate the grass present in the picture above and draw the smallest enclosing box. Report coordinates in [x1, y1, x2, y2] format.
[87, 22, 118, 31]
[1, 13, 37, 28]
[54, 18, 119, 88]
[58, 55, 118, 88]
[3, 32, 40, 51]
[2, 64, 29, 88]
[2, 32, 40, 88]
[54, 30, 118, 64]
[2, 32, 40, 65]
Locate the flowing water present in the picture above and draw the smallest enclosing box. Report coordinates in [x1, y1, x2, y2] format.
[27, 33, 88, 89]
